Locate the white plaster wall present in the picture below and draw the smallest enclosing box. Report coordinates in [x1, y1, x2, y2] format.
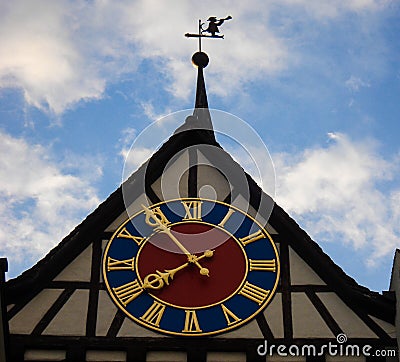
[24, 349, 66, 361]
[86, 350, 126, 361]
[197, 164, 230, 201]
[369, 315, 396, 338]
[53, 245, 92, 282]
[117, 317, 164, 338]
[43, 289, 89, 336]
[9, 289, 63, 334]
[317, 293, 377, 338]
[264, 292, 284, 338]
[215, 319, 263, 339]
[151, 150, 189, 200]
[146, 351, 186, 362]
[96, 290, 118, 336]
[289, 248, 326, 285]
[292, 292, 334, 338]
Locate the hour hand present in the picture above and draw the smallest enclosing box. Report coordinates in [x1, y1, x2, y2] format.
[142, 250, 214, 290]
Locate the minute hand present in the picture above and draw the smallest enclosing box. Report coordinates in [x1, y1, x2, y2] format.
[142, 204, 210, 276]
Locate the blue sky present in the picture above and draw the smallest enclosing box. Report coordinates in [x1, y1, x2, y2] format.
[0, 0, 399, 292]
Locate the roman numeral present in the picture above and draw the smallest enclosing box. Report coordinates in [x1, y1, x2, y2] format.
[239, 281, 270, 305]
[182, 200, 202, 220]
[221, 304, 241, 326]
[107, 257, 135, 271]
[239, 229, 265, 246]
[113, 280, 143, 306]
[249, 259, 276, 272]
[218, 208, 235, 228]
[182, 310, 202, 333]
[117, 227, 145, 245]
[140, 301, 166, 327]
[151, 207, 170, 225]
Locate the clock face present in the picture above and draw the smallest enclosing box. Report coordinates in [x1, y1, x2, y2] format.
[103, 198, 279, 336]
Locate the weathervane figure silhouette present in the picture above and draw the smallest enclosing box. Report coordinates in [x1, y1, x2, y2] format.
[185, 16, 232, 52]
[203, 16, 232, 36]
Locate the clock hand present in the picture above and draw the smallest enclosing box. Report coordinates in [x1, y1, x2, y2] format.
[142, 250, 214, 290]
[142, 204, 210, 276]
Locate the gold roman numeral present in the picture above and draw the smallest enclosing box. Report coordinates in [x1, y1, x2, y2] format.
[218, 208, 235, 228]
[221, 304, 241, 326]
[239, 229, 265, 246]
[182, 310, 202, 333]
[107, 257, 135, 271]
[249, 259, 276, 272]
[140, 301, 166, 327]
[113, 279, 143, 306]
[117, 227, 145, 245]
[239, 281, 270, 305]
[151, 207, 170, 225]
[182, 200, 202, 220]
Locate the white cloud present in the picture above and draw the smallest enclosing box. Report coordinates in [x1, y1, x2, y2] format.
[118, 127, 153, 180]
[0, 1, 105, 114]
[279, 0, 388, 18]
[345, 75, 371, 91]
[140, 101, 173, 124]
[273, 133, 400, 267]
[0, 0, 390, 115]
[0, 130, 101, 276]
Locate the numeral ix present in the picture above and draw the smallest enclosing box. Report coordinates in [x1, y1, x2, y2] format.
[107, 257, 135, 271]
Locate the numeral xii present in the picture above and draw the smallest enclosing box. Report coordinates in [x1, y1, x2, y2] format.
[182, 200, 202, 220]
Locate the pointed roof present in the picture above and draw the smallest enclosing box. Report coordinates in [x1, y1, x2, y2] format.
[174, 51, 213, 137]
[193, 51, 209, 109]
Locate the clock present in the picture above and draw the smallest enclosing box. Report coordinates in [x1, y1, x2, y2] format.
[102, 198, 279, 336]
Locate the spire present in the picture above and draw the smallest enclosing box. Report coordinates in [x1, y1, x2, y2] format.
[192, 51, 213, 132]
[193, 52, 209, 109]
[174, 51, 214, 136]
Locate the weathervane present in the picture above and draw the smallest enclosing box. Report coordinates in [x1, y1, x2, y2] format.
[185, 16, 232, 52]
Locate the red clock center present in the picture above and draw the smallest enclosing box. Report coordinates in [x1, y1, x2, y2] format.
[137, 223, 247, 308]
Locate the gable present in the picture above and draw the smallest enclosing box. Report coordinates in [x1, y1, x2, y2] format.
[6, 141, 395, 343]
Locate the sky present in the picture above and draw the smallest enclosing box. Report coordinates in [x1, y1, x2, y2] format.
[0, 0, 399, 292]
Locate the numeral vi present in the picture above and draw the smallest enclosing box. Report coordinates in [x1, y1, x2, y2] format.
[182, 310, 202, 333]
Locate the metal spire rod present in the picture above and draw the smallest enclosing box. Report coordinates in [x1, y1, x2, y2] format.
[198, 19, 202, 52]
